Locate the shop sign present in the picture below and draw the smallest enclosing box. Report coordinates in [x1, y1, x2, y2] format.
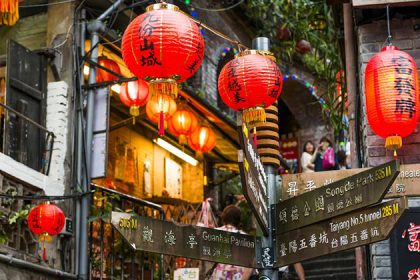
[390, 207, 420, 280]
[111, 211, 259, 268]
[282, 163, 420, 200]
[237, 121, 268, 235]
[275, 160, 399, 234]
[276, 197, 407, 266]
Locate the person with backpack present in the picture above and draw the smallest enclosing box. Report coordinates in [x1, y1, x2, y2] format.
[311, 136, 337, 172]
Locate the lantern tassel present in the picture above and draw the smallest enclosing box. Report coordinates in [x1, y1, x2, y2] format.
[159, 111, 165, 136]
[253, 126, 257, 147]
[0, 0, 19, 26]
[42, 246, 47, 261]
[385, 135, 402, 151]
[242, 107, 266, 125]
[130, 105, 140, 117]
[179, 135, 187, 145]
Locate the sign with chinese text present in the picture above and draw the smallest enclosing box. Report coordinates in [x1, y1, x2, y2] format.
[111, 212, 259, 267]
[390, 207, 420, 280]
[276, 160, 399, 233]
[277, 197, 407, 266]
[282, 163, 420, 199]
[237, 120, 269, 235]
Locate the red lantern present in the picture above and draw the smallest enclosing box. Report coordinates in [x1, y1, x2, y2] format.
[119, 79, 150, 117]
[121, 3, 204, 99]
[146, 95, 177, 135]
[336, 70, 348, 109]
[188, 126, 216, 154]
[365, 46, 420, 154]
[0, 0, 19, 26]
[96, 56, 121, 83]
[218, 50, 282, 124]
[296, 39, 311, 54]
[168, 109, 198, 144]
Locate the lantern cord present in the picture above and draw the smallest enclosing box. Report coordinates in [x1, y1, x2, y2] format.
[0, 190, 94, 201]
[386, 5, 392, 45]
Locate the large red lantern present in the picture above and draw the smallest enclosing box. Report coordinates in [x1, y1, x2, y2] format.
[168, 109, 198, 144]
[119, 79, 150, 117]
[365, 45, 420, 154]
[146, 95, 177, 135]
[96, 56, 121, 83]
[188, 126, 217, 154]
[218, 50, 283, 125]
[121, 2, 204, 99]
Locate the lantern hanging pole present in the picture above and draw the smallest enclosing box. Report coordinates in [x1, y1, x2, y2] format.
[386, 5, 392, 45]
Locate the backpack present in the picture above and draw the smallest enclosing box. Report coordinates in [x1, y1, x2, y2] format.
[322, 147, 335, 169]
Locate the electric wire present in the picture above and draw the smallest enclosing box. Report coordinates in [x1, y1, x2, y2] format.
[20, 0, 77, 8]
[0, 190, 94, 200]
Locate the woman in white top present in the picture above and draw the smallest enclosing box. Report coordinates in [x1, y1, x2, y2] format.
[300, 141, 315, 173]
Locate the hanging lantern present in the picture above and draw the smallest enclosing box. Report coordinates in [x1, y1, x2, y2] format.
[218, 50, 282, 125]
[296, 39, 312, 54]
[96, 56, 121, 83]
[365, 45, 420, 155]
[121, 2, 204, 99]
[119, 79, 150, 117]
[146, 95, 177, 135]
[168, 109, 198, 144]
[335, 70, 348, 109]
[188, 125, 216, 154]
[27, 203, 65, 260]
[0, 0, 19, 26]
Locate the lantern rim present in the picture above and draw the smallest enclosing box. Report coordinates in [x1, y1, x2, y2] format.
[380, 45, 399, 52]
[235, 50, 276, 61]
[146, 2, 180, 12]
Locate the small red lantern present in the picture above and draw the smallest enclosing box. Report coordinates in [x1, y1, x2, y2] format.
[119, 79, 150, 117]
[218, 50, 282, 124]
[96, 56, 121, 83]
[296, 39, 312, 54]
[121, 2, 204, 99]
[336, 70, 348, 109]
[146, 95, 177, 135]
[0, 0, 19, 26]
[188, 125, 216, 154]
[168, 109, 198, 144]
[365, 46, 420, 155]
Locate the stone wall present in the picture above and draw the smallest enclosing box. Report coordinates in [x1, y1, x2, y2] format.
[357, 17, 420, 280]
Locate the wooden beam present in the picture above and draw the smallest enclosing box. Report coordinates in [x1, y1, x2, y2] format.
[353, 0, 420, 8]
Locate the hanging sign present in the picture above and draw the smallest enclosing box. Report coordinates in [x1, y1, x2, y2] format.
[237, 118, 269, 235]
[276, 197, 407, 266]
[111, 212, 259, 268]
[276, 160, 399, 234]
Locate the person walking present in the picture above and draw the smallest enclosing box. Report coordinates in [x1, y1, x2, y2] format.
[311, 136, 337, 172]
[300, 141, 315, 173]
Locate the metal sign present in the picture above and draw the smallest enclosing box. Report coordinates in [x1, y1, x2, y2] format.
[282, 163, 420, 199]
[111, 212, 259, 268]
[276, 197, 408, 266]
[276, 160, 399, 234]
[237, 120, 269, 235]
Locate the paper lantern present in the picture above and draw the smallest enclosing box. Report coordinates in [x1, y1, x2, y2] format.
[188, 126, 216, 154]
[27, 203, 65, 236]
[218, 50, 282, 124]
[168, 109, 198, 144]
[121, 2, 204, 99]
[296, 39, 312, 54]
[0, 0, 19, 26]
[96, 56, 121, 83]
[146, 95, 177, 135]
[119, 80, 150, 117]
[365, 46, 419, 154]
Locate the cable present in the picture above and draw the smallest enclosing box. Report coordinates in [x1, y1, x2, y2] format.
[0, 190, 94, 200]
[20, 0, 77, 8]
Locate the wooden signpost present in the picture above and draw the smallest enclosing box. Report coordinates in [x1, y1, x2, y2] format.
[111, 211, 260, 268]
[237, 121, 269, 235]
[276, 197, 408, 266]
[275, 160, 399, 233]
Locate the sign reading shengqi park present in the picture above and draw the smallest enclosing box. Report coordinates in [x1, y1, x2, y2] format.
[276, 197, 408, 266]
[237, 120, 269, 235]
[276, 160, 400, 233]
[111, 212, 259, 268]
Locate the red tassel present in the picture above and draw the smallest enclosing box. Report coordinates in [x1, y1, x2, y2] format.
[159, 111, 164, 136]
[253, 127, 257, 147]
[42, 246, 46, 261]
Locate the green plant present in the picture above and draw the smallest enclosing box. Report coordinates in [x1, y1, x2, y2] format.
[8, 204, 31, 225]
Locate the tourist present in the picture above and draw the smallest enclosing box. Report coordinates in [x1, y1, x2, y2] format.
[300, 141, 315, 173]
[311, 136, 337, 172]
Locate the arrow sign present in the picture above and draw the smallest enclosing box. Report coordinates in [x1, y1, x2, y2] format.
[276, 197, 408, 266]
[276, 160, 400, 234]
[111, 212, 259, 268]
[237, 120, 269, 235]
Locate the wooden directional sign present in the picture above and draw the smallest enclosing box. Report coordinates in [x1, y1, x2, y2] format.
[237, 121, 269, 235]
[275, 160, 399, 234]
[282, 163, 420, 199]
[276, 197, 408, 266]
[111, 212, 259, 268]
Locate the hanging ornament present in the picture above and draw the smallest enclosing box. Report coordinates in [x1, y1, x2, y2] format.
[146, 95, 177, 135]
[296, 39, 312, 54]
[0, 0, 19, 26]
[121, 2, 204, 99]
[188, 125, 216, 155]
[365, 45, 419, 156]
[277, 26, 291, 41]
[119, 79, 150, 117]
[27, 203, 65, 261]
[96, 56, 121, 83]
[168, 109, 198, 144]
[335, 70, 348, 109]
